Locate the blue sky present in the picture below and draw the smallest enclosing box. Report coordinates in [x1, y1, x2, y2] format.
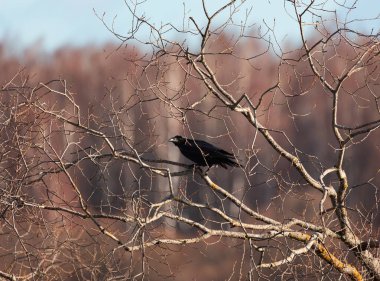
[0, 0, 378, 54]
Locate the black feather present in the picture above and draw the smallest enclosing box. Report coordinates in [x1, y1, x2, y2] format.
[169, 135, 240, 169]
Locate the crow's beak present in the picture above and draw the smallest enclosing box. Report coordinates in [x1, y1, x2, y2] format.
[168, 137, 175, 143]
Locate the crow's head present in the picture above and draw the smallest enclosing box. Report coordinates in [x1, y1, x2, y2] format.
[168, 135, 186, 145]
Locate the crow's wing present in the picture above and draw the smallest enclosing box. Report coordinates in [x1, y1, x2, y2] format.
[177, 138, 240, 168]
[190, 139, 234, 156]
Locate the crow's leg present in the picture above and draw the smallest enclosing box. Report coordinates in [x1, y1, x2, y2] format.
[204, 165, 211, 175]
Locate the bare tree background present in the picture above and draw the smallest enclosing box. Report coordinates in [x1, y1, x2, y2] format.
[1, 0, 380, 280]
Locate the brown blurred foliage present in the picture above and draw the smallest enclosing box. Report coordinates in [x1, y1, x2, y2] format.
[0, 6, 379, 279]
[1, 36, 378, 217]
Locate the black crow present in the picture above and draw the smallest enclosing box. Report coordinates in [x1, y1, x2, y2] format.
[169, 135, 240, 169]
